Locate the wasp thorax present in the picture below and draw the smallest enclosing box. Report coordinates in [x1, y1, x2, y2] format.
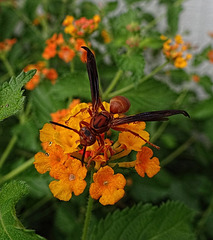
[110, 96, 131, 114]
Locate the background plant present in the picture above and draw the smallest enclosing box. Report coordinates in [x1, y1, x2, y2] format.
[0, 0, 213, 240]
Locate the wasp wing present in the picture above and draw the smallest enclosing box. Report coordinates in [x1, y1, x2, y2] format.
[112, 110, 190, 126]
[81, 46, 101, 112]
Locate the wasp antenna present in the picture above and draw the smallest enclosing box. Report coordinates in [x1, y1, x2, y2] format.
[181, 110, 190, 118]
[50, 121, 80, 135]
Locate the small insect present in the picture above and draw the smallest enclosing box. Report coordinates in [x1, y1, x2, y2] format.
[50, 46, 189, 165]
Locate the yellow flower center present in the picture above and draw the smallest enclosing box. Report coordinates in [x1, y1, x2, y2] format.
[69, 174, 76, 181]
[103, 180, 108, 185]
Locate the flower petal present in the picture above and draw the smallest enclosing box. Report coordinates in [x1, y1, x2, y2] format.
[135, 146, 160, 178]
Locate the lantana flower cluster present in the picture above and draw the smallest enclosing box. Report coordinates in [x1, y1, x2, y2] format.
[24, 61, 58, 90]
[0, 38, 16, 56]
[42, 15, 101, 63]
[63, 15, 101, 38]
[161, 34, 192, 68]
[24, 15, 101, 91]
[34, 100, 160, 205]
[125, 22, 141, 48]
[42, 33, 88, 63]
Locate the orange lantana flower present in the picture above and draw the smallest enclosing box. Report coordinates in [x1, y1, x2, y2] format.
[24, 61, 58, 90]
[25, 74, 40, 90]
[191, 74, 200, 83]
[208, 49, 213, 63]
[89, 166, 126, 205]
[49, 157, 87, 201]
[135, 146, 160, 178]
[34, 143, 68, 179]
[58, 45, 75, 63]
[34, 99, 161, 205]
[42, 68, 58, 84]
[118, 122, 150, 151]
[0, 38, 16, 54]
[63, 15, 101, 38]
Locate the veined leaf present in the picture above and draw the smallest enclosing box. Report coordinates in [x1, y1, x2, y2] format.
[0, 181, 46, 240]
[89, 201, 195, 240]
[117, 51, 145, 81]
[124, 78, 178, 113]
[0, 70, 36, 121]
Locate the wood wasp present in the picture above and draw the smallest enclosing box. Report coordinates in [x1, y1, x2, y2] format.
[50, 46, 190, 165]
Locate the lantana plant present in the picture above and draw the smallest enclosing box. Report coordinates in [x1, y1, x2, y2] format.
[2, 1, 213, 240]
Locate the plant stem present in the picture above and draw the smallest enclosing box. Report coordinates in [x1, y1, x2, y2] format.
[107, 61, 169, 98]
[102, 69, 123, 99]
[81, 171, 94, 240]
[196, 194, 213, 235]
[0, 55, 15, 77]
[70, 60, 75, 73]
[0, 157, 34, 185]
[151, 121, 168, 143]
[0, 135, 18, 169]
[160, 136, 195, 167]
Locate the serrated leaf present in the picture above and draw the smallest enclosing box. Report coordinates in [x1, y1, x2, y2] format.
[110, 9, 141, 41]
[89, 201, 195, 240]
[0, 181, 46, 240]
[0, 70, 36, 121]
[117, 51, 145, 81]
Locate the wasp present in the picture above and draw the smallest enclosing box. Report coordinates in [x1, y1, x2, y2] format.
[50, 46, 189, 165]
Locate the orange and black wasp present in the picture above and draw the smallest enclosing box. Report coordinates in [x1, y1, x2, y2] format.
[50, 46, 190, 165]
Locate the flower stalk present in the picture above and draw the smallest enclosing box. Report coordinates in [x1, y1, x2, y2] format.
[81, 170, 94, 240]
[0, 54, 15, 77]
[102, 69, 123, 99]
[0, 157, 34, 185]
[0, 134, 18, 169]
[160, 136, 195, 167]
[107, 61, 169, 99]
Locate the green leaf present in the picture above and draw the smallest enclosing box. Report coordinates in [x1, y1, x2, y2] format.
[169, 69, 190, 85]
[110, 9, 141, 41]
[89, 201, 195, 240]
[0, 70, 36, 121]
[199, 75, 213, 95]
[191, 97, 213, 120]
[167, 4, 182, 35]
[140, 37, 164, 49]
[50, 72, 91, 101]
[192, 45, 211, 66]
[117, 51, 145, 81]
[124, 78, 178, 113]
[0, 181, 46, 240]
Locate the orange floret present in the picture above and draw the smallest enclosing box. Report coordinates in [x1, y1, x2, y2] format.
[89, 166, 126, 205]
[58, 45, 75, 63]
[118, 122, 150, 151]
[49, 157, 87, 201]
[135, 146, 160, 178]
[42, 68, 58, 84]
